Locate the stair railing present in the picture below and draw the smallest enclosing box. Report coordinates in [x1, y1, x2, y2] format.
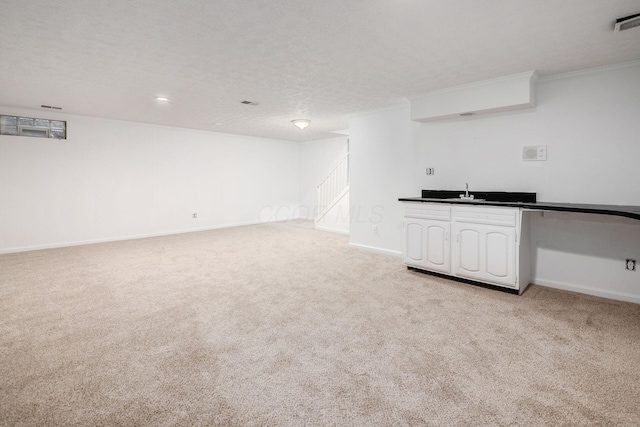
[316, 152, 349, 221]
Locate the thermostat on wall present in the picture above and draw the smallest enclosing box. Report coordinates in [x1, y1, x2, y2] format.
[522, 145, 547, 161]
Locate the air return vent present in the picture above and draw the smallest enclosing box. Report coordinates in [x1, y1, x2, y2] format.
[615, 13, 640, 32]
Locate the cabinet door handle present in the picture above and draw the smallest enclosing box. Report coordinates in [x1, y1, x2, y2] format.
[445, 232, 449, 241]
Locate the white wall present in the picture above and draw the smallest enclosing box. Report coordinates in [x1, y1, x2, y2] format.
[0, 107, 300, 253]
[531, 212, 640, 303]
[413, 62, 640, 204]
[348, 105, 417, 256]
[298, 136, 348, 219]
[349, 62, 640, 302]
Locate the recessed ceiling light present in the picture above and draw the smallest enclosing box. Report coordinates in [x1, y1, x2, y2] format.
[292, 119, 311, 130]
[155, 96, 170, 102]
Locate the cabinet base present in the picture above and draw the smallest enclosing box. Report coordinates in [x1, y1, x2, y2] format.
[406, 266, 520, 295]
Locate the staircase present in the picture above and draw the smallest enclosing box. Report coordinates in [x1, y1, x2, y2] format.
[315, 152, 349, 232]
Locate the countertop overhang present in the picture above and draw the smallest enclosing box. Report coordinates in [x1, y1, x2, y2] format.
[398, 197, 640, 222]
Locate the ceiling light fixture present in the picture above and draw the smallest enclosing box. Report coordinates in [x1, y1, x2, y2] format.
[291, 119, 311, 130]
[155, 96, 170, 102]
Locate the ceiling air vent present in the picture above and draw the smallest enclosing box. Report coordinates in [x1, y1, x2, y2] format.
[615, 13, 640, 32]
[240, 100, 259, 106]
[41, 104, 62, 110]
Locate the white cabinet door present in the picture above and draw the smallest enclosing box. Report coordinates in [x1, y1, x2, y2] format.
[404, 219, 427, 266]
[453, 223, 516, 287]
[456, 226, 482, 278]
[424, 220, 450, 273]
[485, 229, 516, 284]
[403, 218, 451, 274]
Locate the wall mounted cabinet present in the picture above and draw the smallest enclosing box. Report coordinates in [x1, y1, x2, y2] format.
[408, 71, 538, 122]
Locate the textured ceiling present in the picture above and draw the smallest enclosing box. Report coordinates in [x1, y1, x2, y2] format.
[1, 0, 639, 142]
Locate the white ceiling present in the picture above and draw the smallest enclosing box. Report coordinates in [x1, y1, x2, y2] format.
[1, 0, 639, 142]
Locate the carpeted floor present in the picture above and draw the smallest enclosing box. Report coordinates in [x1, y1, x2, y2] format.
[1, 220, 639, 426]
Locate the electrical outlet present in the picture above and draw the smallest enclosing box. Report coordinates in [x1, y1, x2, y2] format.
[372, 225, 378, 234]
[192, 213, 198, 219]
[626, 259, 636, 271]
[426, 167, 435, 175]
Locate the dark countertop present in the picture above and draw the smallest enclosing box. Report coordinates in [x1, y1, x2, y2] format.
[398, 197, 640, 221]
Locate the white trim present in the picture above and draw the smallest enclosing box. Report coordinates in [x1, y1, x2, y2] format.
[299, 135, 347, 145]
[408, 70, 538, 101]
[533, 278, 640, 305]
[348, 101, 410, 120]
[537, 59, 640, 83]
[315, 225, 349, 235]
[348, 242, 402, 258]
[0, 218, 294, 255]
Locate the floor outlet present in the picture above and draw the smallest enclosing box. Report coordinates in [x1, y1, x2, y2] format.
[626, 259, 636, 271]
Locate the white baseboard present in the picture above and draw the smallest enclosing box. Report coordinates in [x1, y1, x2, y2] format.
[348, 242, 402, 258]
[533, 278, 640, 304]
[314, 224, 349, 235]
[0, 218, 293, 255]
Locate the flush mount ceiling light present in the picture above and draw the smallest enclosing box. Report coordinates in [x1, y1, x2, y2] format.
[155, 96, 170, 102]
[291, 119, 310, 130]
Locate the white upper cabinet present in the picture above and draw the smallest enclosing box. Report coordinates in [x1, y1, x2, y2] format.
[409, 71, 538, 122]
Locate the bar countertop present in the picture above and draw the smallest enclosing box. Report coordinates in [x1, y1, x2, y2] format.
[398, 197, 640, 221]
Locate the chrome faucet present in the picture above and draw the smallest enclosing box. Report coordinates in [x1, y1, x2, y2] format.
[459, 183, 474, 199]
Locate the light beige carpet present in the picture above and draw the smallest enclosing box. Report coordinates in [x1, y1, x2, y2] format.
[1, 220, 639, 426]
